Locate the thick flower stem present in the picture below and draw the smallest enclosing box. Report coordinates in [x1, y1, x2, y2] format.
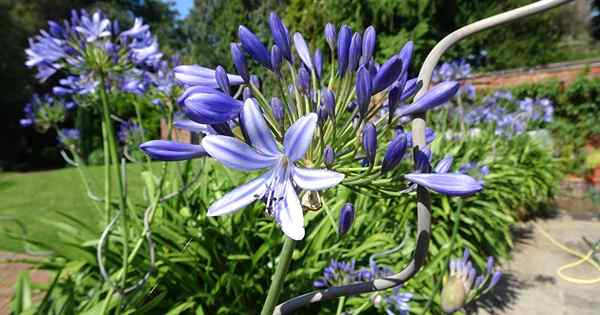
[97, 72, 129, 310]
[421, 200, 464, 314]
[260, 236, 296, 315]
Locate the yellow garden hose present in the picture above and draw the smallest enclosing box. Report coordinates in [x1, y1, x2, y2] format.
[534, 223, 600, 285]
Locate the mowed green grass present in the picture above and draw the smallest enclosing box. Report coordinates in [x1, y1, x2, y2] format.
[0, 163, 162, 252]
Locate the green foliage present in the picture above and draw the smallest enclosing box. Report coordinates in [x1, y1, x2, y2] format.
[3, 122, 563, 314]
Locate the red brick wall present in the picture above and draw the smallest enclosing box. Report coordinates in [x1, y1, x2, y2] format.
[465, 58, 600, 91]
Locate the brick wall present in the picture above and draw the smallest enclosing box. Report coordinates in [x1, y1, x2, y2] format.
[466, 58, 600, 90]
[161, 119, 192, 143]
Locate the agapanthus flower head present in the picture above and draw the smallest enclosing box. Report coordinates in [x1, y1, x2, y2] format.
[58, 128, 80, 146]
[118, 119, 144, 144]
[384, 287, 413, 315]
[441, 249, 502, 313]
[314, 259, 357, 288]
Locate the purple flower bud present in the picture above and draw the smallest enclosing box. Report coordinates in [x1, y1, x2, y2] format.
[313, 279, 327, 288]
[177, 86, 220, 106]
[367, 60, 378, 78]
[337, 25, 352, 77]
[268, 12, 292, 61]
[338, 203, 355, 235]
[488, 271, 502, 289]
[48, 21, 64, 38]
[475, 275, 485, 288]
[356, 66, 372, 116]
[463, 249, 470, 263]
[318, 105, 328, 124]
[434, 155, 454, 173]
[297, 67, 310, 93]
[322, 88, 336, 118]
[112, 20, 120, 35]
[324, 145, 335, 166]
[404, 173, 484, 197]
[400, 78, 421, 102]
[361, 26, 376, 65]
[415, 148, 431, 173]
[372, 56, 403, 93]
[293, 32, 313, 70]
[347, 32, 362, 72]
[362, 123, 377, 166]
[397, 81, 459, 117]
[325, 23, 336, 51]
[183, 91, 243, 124]
[270, 97, 284, 123]
[381, 132, 408, 173]
[398, 41, 414, 75]
[480, 165, 490, 176]
[230, 43, 249, 83]
[314, 48, 323, 80]
[243, 87, 252, 100]
[238, 25, 271, 69]
[271, 45, 282, 74]
[250, 75, 261, 89]
[215, 65, 230, 95]
[486, 256, 495, 274]
[139, 140, 207, 161]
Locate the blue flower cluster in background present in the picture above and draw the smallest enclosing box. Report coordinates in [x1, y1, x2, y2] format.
[465, 90, 554, 137]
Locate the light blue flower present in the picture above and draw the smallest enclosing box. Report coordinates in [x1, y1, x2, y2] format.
[201, 99, 345, 240]
[74, 11, 111, 42]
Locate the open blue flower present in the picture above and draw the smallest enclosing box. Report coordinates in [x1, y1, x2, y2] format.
[74, 11, 111, 42]
[201, 99, 345, 240]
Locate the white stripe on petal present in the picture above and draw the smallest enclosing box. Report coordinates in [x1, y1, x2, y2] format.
[278, 181, 305, 240]
[207, 171, 270, 216]
[241, 99, 280, 156]
[283, 113, 318, 162]
[292, 167, 344, 191]
[202, 135, 278, 171]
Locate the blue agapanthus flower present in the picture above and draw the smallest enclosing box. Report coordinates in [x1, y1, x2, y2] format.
[201, 99, 344, 240]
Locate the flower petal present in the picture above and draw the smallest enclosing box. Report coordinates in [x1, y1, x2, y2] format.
[207, 171, 270, 216]
[292, 167, 345, 191]
[139, 140, 206, 161]
[404, 173, 483, 197]
[202, 135, 279, 171]
[173, 119, 216, 135]
[278, 181, 305, 240]
[283, 113, 318, 161]
[240, 99, 280, 156]
[293, 32, 313, 70]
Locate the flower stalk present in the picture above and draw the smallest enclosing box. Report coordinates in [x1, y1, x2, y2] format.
[260, 236, 296, 315]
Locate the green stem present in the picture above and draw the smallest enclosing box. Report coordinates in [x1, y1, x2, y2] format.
[133, 101, 151, 169]
[97, 72, 129, 312]
[335, 296, 346, 315]
[421, 199, 464, 314]
[260, 236, 295, 315]
[102, 122, 111, 225]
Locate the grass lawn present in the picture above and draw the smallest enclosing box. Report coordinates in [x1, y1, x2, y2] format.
[0, 162, 167, 252]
